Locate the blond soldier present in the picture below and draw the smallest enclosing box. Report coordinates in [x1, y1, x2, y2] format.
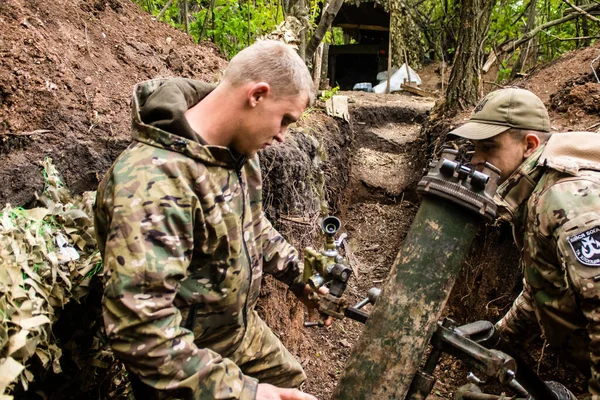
[449, 88, 600, 399]
[94, 41, 321, 400]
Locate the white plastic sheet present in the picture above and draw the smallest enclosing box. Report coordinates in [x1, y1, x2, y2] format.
[373, 63, 421, 94]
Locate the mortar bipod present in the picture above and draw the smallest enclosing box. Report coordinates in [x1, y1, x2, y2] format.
[341, 300, 567, 400]
[405, 318, 565, 400]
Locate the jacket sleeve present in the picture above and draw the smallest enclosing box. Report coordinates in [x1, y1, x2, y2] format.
[258, 211, 303, 289]
[495, 278, 539, 341]
[541, 178, 600, 396]
[96, 164, 257, 399]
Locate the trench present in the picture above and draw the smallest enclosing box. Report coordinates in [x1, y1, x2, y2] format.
[299, 92, 437, 398]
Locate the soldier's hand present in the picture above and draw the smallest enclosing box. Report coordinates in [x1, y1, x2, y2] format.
[298, 284, 333, 326]
[256, 383, 318, 400]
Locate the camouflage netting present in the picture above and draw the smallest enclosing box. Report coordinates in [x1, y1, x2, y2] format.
[0, 159, 128, 398]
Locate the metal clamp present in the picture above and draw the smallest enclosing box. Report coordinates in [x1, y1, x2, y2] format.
[417, 149, 500, 221]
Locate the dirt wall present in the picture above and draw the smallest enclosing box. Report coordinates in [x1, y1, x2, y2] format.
[0, 0, 226, 207]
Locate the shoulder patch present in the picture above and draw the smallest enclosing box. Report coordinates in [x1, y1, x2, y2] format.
[568, 226, 600, 267]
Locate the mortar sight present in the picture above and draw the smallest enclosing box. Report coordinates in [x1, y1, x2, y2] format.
[322, 216, 341, 237]
[418, 148, 500, 221]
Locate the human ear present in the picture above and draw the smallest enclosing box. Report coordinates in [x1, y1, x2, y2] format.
[523, 133, 541, 157]
[247, 82, 270, 107]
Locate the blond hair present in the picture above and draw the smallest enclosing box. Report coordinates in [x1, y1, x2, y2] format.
[222, 40, 315, 106]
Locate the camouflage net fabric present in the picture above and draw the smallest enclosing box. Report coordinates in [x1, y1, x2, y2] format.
[0, 158, 128, 398]
[260, 16, 307, 49]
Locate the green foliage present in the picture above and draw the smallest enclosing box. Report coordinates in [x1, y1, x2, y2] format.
[135, 0, 285, 58]
[134, 0, 333, 59]
[136, 0, 599, 83]
[319, 85, 340, 101]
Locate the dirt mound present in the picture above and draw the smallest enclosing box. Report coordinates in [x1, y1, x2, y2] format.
[512, 42, 600, 132]
[0, 0, 226, 207]
[550, 80, 600, 120]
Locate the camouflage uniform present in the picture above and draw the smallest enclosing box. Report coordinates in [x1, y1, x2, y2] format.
[494, 132, 600, 397]
[94, 78, 307, 399]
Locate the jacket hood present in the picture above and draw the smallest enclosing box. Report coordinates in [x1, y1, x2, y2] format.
[131, 78, 244, 169]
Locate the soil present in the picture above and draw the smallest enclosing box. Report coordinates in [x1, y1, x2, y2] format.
[0, 0, 227, 207]
[1, 1, 598, 399]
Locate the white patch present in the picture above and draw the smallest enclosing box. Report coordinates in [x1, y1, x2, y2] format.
[137, 344, 146, 351]
[244, 231, 251, 241]
[131, 198, 142, 207]
[231, 378, 242, 391]
[132, 258, 146, 268]
[165, 327, 176, 338]
[152, 158, 167, 166]
[135, 300, 156, 309]
[173, 340, 186, 351]
[150, 214, 165, 223]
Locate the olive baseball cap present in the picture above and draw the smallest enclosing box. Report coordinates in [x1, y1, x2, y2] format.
[449, 88, 550, 140]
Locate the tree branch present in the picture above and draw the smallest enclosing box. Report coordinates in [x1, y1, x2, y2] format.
[562, 0, 600, 23]
[483, 3, 600, 72]
[156, 0, 175, 21]
[305, 0, 343, 61]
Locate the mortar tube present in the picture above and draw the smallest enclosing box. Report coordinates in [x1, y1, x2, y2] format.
[332, 195, 482, 400]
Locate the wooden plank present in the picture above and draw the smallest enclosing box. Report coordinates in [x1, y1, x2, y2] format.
[336, 23, 389, 32]
[400, 83, 435, 98]
[329, 44, 386, 55]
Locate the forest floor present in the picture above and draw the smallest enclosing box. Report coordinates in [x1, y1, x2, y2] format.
[2, 0, 600, 399]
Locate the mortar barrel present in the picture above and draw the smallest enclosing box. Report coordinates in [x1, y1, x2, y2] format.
[332, 151, 499, 400]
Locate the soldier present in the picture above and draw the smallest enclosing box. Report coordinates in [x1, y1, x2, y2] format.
[449, 88, 600, 398]
[94, 40, 322, 399]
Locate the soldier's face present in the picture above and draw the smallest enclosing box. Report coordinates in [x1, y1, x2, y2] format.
[471, 130, 528, 183]
[235, 90, 307, 157]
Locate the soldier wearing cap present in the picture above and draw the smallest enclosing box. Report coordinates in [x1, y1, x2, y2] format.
[449, 88, 600, 398]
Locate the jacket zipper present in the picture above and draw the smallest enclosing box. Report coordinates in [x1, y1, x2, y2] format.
[236, 166, 252, 332]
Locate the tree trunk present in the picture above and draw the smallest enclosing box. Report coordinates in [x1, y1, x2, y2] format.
[320, 43, 329, 88]
[287, 0, 309, 59]
[444, 0, 495, 112]
[179, 0, 189, 34]
[305, 0, 343, 61]
[199, 0, 216, 40]
[312, 43, 323, 91]
[510, 0, 538, 80]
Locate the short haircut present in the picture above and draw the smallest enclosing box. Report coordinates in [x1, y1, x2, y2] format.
[222, 40, 315, 106]
[511, 129, 552, 144]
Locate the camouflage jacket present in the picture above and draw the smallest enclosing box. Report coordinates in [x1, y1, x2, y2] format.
[94, 78, 302, 399]
[494, 132, 600, 396]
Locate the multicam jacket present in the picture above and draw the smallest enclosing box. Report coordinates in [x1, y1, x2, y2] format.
[94, 78, 302, 399]
[494, 132, 600, 396]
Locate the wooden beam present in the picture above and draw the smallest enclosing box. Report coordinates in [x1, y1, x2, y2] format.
[329, 44, 386, 55]
[335, 23, 390, 32]
[400, 83, 435, 98]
